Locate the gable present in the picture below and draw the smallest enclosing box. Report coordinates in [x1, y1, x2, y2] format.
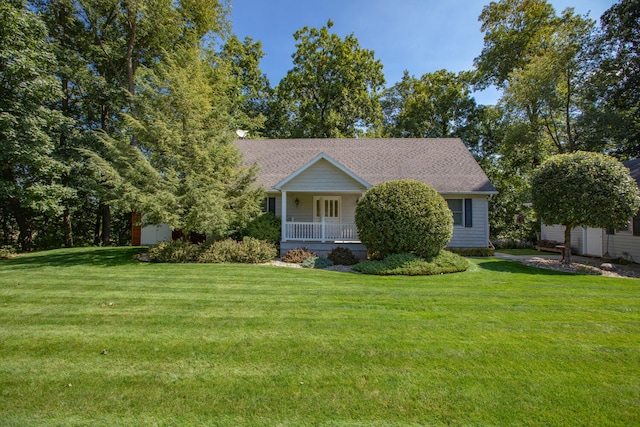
[278, 156, 369, 192]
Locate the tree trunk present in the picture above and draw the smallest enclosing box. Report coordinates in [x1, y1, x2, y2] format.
[63, 206, 73, 247]
[94, 207, 102, 246]
[563, 225, 572, 264]
[101, 204, 111, 246]
[11, 203, 33, 252]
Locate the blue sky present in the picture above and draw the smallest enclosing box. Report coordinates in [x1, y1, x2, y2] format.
[229, 0, 616, 105]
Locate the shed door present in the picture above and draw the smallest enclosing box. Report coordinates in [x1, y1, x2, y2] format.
[314, 196, 341, 222]
[584, 227, 603, 257]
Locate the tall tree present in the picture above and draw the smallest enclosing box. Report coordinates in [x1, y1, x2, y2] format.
[269, 20, 385, 138]
[217, 35, 271, 137]
[0, 0, 72, 250]
[582, 0, 640, 158]
[382, 70, 483, 145]
[56, 0, 230, 245]
[475, 0, 595, 165]
[93, 46, 263, 239]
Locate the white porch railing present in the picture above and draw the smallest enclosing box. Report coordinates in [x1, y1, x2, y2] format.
[284, 221, 360, 242]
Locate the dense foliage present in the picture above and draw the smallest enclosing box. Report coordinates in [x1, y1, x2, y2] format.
[281, 247, 316, 263]
[146, 237, 277, 264]
[531, 151, 640, 263]
[327, 247, 360, 266]
[355, 180, 453, 259]
[239, 213, 281, 245]
[2, 0, 639, 252]
[352, 251, 469, 275]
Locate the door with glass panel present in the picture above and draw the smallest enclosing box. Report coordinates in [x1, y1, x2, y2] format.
[314, 196, 341, 222]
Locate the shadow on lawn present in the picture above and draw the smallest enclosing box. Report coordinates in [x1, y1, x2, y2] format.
[0, 247, 147, 269]
[475, 259, 571, 275]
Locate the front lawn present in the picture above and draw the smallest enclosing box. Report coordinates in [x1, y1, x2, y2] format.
[1, 247, 639, 426]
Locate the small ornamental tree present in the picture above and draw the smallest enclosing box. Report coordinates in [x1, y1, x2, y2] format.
[355, 179, 453, 259]
[531, 151, 640, 264]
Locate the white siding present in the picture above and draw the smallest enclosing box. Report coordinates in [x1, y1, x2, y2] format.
[281, 159, 367, 192]
[275, 192, 360, 223]
[605, 233, 640, 262]
[140, 223, 172, 246]
[445, 196, 490, 248]
[540, 225, 587, 254]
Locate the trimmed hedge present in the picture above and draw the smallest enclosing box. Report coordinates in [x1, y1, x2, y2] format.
[355, 179, 453, 259]
[352, 251, 469, 276]
[449, 247, 495, 257]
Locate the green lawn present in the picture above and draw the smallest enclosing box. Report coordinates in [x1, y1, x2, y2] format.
[1, 247, 639, 426]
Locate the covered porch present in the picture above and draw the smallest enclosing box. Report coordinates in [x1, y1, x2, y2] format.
[279, 191, 363, 244]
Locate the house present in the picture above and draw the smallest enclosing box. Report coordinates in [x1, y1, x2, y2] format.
[135, 138, 498, 257]
[237, 138, 496, 257]
[540, 158, 640, 261]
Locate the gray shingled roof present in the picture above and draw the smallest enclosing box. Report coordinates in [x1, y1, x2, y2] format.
[236, 138, 498, 194]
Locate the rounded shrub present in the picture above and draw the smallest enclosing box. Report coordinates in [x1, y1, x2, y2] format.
[240, 213, 281, 245]
[355, 179, 453, 259]
[327, 247, 360, 265]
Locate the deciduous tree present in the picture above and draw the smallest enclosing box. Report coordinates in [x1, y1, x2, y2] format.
[270, 20, 385, 138]
[0, 0, 72, 250]
[530, 151, 640, 263]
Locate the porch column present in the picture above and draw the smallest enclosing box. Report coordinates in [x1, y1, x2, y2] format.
[281, 191, 287, 242]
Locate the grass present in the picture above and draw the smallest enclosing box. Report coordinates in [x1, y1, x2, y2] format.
[1, 247, 639, 426]
[495, 248, 544, 256]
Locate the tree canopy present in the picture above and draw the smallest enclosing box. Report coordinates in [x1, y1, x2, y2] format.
[268, 20, 385, 138]
[530, 151, 640, 263]
[2, 0, 640, 252]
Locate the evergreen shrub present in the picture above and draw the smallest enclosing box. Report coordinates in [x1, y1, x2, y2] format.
[301, 256, 333, 269]
[355, 179, 453, 259]
[327, 247, 360, 265]
[147, 240, 203, 263]
[240, 213, 281, 245]
[198, 237, 277, 264]
[352, 251, 469, 275]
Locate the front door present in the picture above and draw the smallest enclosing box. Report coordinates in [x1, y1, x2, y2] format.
[314, 196, 341, 222]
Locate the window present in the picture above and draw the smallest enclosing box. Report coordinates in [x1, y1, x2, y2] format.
[264, 197, 276, 215]
[446, 199, 473, 227]
[447, 199, 463, 226]
[617, 220, 632, 234]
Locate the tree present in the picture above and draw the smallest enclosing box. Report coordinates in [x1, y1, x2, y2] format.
[382, 70, 481, 138]
[530, 151, 640, 263]
[217, 35, 271, 137]
[0, 0, 73, 251]
[39, 0, 230, 246]
[475, 0, 596, 165]
[355, 180, 453, 259]
[582, 0, 640, 158]
[94, 46, 263, 239]
[270, 20, 385, 138]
